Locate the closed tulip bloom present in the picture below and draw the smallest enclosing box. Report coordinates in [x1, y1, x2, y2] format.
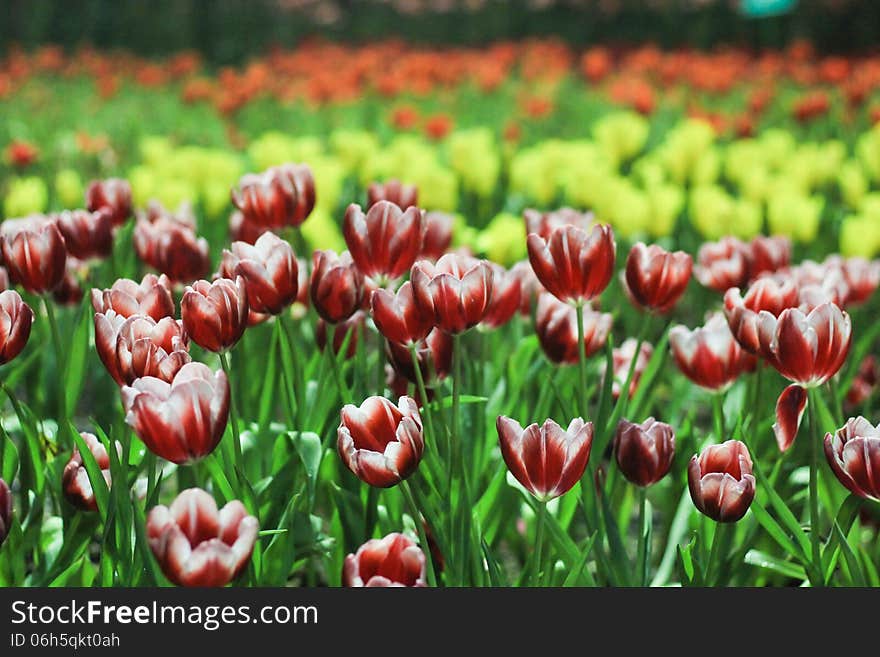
[94, 310, 128, 383]
[0, 267, 9, 290]
[535, 293, 611, 365]
[367, 179, 418, 210]
[62, 432, 114, 511]
[338, 396, 424, 488]
[372, 282, 433, 346]
[316, 311, 365, 359]
[669, 313, 755, 391]
[828, 256, 880, 307]
[695, 237, 750, 293]
[496, 416, 593, 502]
[846, 355, 877, 408]
[723, 275, 799, 354]
[122, 362, 230, 464]
[0, 290, 33, 365]
[0, 478, 11, 548]
[0, 216, 67, 294]
[688, 440, 755, 522]
[606, 338, 654, 400]
[86, 178, 132, 226]
[386, 328, 452, 387]
[410, 253, 494, 334]
[614, 418, 675, 487]
[310, 250, 364, 323]
[52, 262, 84, 307]
[147, 488, 258, 587]
[133, 208, 210, 283]
[228, 209, 267, 245]
[748, 235, 791, 280]
[91, 274, 175, 321]
[231, 163, 316, 229]
[54, 208, 114, 260]
[824, 417, 880, 501]
[511, 260, 545, 316]
[220, 232, 298, 315]
[524, 207, 594, 241]
[115, 315, 191, 385]
[527, 223, 616, 305]
[343, 201, 424, 284]
[481, 263, 522, 329]
[343, 532, 426, 587]
[624, 242, 692, 313]
[181, 277, 248, 353]
[420, 211, 454, 261]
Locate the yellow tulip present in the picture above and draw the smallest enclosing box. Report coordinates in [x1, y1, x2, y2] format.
[3, 177, 48, 218]
[55, 169, 84, 209]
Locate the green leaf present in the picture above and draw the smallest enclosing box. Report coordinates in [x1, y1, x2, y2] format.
[64, 300, 92, 413]
[750, 499, 802, 559]
[72, 428, 110, 521]
[562, 533, 597, 587]
[752, 460, 811, 559]
[831, 521, 867, 586]
[290, 431, 322, 504]
[0, 424, 19, 483]
[744, 549, 806, 580]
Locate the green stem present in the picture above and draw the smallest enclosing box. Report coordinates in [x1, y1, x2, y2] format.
[706, 522, 731, 586]
[279, 313, 304, 426]
[575, 301, 589, 419]
[218, 351, 246, 493]
[636, 487, 649, 586]
[712, 392, 726, 440]
[408, 343, 438, 455]
[532, 501, 547, 586]
[43, 297, 67, 426]
[325, 323, 354, 404]
[401, 479, 437, 587]
[806, 389, 823, 587]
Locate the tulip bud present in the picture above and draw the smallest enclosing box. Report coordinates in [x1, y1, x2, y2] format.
[838, 257, 880, 307]
[688, 440, 755, 522]
[511, 259, 544, 316]
[231, 163, 316, 229]
[316, 311, 365, 359]
[748, 235, 790, 280]
[481, 263, 521, 329]
[91, 274, 175, 321]
[62, 432, 115, 511]
[181, 277, 249, 353]
[496, 415, 593, 501]
[420, 211, 454, 261]
[115, 315, 191, 385]
[824, 417, 880, 501]
[52, 263, 84, 306]
[535, 293, 611, 365]
[337, 396, 425, 488]
[410, 254, 494, 334]
[147, 488, 258, 587]
[86, 178, 132, 226]
[133, 205, 210, 284]
[624, 242, 692, 313]
[309, 250, 364, 323]
[846, 355, 877, 408]
[523, 207, 594, 241]
[0, 215, 67, 294]
[343, 201, 424, 284]
[527, 223, 615, 305]
[0, 478, 12, 548]
[386, 328, 452, 388]
[343, 532, 427, 587]
[228, 209, 267, 245]
[614, 418, 675, 487]
[372, 282, 434, 346]
[723, 275, 799, 354]
[0, 290, 33, 365]
[605, 338, 653, 400]
[122, 362, 230, 464]
[695, 237, 750, 293]
[220, 231, 298, 315]
[669, 313, 755, 391]
[54, 208, 114, 260]
[367, 179, 418, 210]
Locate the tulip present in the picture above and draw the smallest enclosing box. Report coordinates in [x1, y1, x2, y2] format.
[831, 256, 880, 307]
[343, 201, 424, 284]
[694, 236, 750, 293]
[824, 417, 880, 501]
[114, 315, 191, 385]
[688, 440, 755, 522]
[220, 231, 298, 315]
[669, 313, 755, 391]
[122, 362, 230, 464]
[481, 263, 522, 329]
[535, 293, 611, 365]
[367, 179, 418, 210]
[181, 277, 249, 353]
[511, 259, 545, 316]
[748, 235, 791, 280]
[91, 274, 175, 321]
[792, 259, 850, 311]
[147, 488, 258, 587]
[0, 290, 33, 365]
[371, 282, 433, 346]
[316, 311, 365, 359]
[54, 208, 114, 260]
[614, 418, 675, 487]
[420, 211, 454, 261]
[496, 416, 593, 501]
[606, 338, 654, 400]
[337, 396, 424, 488]
[386, 328, 452, 387]
[133, 205, 210, 283]
[231, 163, 316, 229]
[86, 178, 132, 226]
[52, 263, 84, 307]
[94, 310, 127, 384]
[623, 242, 692, 313]
[229, 209, 267, 245]
[723, 275, 799, 354]
[309, 250, 364, 324]
[0, 215, 67, 294]
[846, 355, 877, 408]
[62, 432, 114, 511]
[0, 478, 11, 548]
[410, 253, 494, 334]
[0, 267, 9, 291]
[343, 533, 426, 587]
[527, 223, 616, 305]
[523, 207, 595, 241]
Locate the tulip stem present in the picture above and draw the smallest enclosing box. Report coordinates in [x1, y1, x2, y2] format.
[712, 393, 725, 440]
[575, 301, 589, 418]
[218, 351, 247, 495]
[706, 521, 732, 586]
[279, 314, 304, 426]
[532, 501, 547, 586]
[401, 479, 437, 587]
[408, 343, 439, 458]
[806, 388, 823, 586]
[325, 324, 354, 407]
[43, 297, 68, 432]
[636, 487, 649, 587]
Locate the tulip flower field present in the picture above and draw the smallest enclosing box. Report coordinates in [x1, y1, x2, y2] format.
[2, 40, 880, 589]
